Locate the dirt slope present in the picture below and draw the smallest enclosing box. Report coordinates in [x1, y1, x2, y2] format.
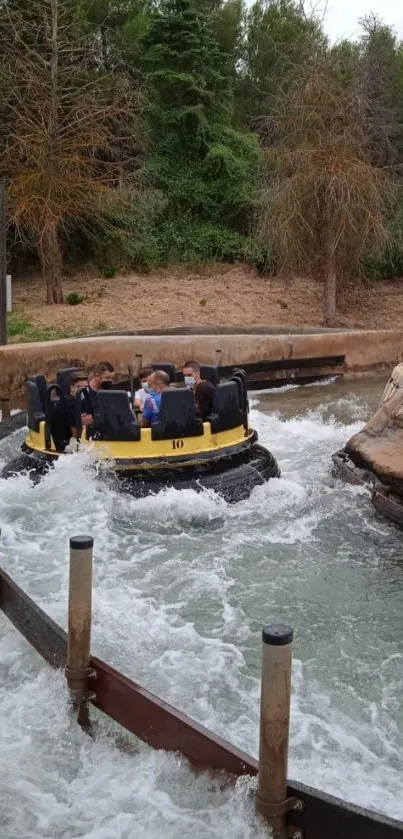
[12, 264, 403, 334]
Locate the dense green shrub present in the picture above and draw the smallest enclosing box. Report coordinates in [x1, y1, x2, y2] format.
[66, 292, 84, 305]
[363, 204, 403, 281]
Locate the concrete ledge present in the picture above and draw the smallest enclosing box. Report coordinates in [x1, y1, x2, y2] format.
[1, 328, 402, 397]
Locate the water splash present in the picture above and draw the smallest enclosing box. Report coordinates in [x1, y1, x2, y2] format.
[0, 378, 402, 834]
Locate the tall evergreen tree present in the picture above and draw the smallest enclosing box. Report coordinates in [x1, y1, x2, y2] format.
[143, 0, 259, 261]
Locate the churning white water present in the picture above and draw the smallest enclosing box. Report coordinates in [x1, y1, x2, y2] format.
[0, 377, 403, 839]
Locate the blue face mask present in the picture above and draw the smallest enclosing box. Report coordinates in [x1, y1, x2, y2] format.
[141, 381, 150, 392]
[184, 375, 195, 388]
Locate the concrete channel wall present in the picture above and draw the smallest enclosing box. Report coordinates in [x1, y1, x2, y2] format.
[1, 327, 402, 398]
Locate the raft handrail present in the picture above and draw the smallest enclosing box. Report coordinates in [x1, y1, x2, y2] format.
[0, 545, 402, 838]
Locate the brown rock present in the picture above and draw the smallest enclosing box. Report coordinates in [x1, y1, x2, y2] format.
[346, 363, 403, 493]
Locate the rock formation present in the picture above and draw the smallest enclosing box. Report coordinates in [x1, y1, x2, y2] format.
[345, 363, 403, 494]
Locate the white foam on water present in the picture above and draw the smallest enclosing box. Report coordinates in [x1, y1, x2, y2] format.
[249, 376, 339, 402]
[0, 380, 403, 835]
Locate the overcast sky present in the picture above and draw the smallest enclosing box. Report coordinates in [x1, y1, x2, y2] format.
[322, 0, 403, 42]
[246, 1, 403, 42]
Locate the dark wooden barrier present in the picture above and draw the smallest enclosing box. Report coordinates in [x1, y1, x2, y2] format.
[219, 355, 346, 390]
[0, 567, 402, 838]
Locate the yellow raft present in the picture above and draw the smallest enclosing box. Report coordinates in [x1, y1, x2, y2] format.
[1, 366, 280, 502]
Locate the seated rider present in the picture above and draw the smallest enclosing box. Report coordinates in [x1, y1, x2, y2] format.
[81, 362, 115, 427]
[49, 370, 88, 451]
[68, 371, 88, 436]
[134, 367, 153, 412]
[141, 370, 170, 427]
[182, 361, 215, 420]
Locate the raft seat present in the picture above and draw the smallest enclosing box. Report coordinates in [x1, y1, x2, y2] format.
[151, 388, 204, 441]
[26, 379, 46, 432]
[56, 367, 81, 396]
[207, 382, 243, 433]
[29, 374, 47, 413]
[93, 390, 140, 442]
[200, 365, 220, 386]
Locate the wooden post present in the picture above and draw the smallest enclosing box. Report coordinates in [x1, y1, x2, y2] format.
[0, 183, 7, 346]
[0, 397, 10, 419]
[65, 535, 94, 727]
[135, 353, 143, 378]
[256, 624, 298, 838]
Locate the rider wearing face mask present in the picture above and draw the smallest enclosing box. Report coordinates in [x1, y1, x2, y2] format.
[182, 361, 216, 420]
[134, 367, 153, 412]
[81, 361, 115, 426]
[141, 371, 170, 427]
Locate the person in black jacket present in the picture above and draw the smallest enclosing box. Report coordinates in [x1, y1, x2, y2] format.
[49, 371, 88, 451]
[80, 361, 115, 426]
[182, 361, 215, 420]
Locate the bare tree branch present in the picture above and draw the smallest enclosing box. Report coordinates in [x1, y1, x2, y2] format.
[260, 62, 395, 325]
[0, 0, 142, 303]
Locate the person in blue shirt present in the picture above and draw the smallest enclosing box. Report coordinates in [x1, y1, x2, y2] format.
[141, 370, 170, 427]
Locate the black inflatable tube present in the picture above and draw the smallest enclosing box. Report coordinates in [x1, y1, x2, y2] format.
[0, 412, 281, 502]
[0, 411, 27, 441]
[116, 445, 281, 503]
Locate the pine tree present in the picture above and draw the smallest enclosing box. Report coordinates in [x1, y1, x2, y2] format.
[143, 0, 259, 261]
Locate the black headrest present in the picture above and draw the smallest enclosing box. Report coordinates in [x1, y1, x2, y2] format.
[93, 390, 140, 441]
[151, 388, 204, 440]
[151, 362, 176, 382]
[200, 365, 220, 386]
[26, 379, 46, 432]
[231, 375, 243, 407]
[232, 368, 247, 383]
[208, 381, 243, 433]
[231, 372, 248, 408]
[56, 367, 81, 396]
[29, 374, 47, 412]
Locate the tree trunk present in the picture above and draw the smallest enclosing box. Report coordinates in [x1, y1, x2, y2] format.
[324, 251, 337, 327]
[50, 0, 58, 135]
[39, 226, 64, 304]
[39, 0, 63, 304]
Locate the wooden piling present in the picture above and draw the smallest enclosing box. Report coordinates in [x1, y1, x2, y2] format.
[135, 353, 143, 377]
[0, 397, 10, 419]
[256, 624, 295, 838]
[65, 535, 94, 727]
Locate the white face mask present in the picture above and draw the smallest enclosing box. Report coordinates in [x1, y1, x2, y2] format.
[184, 375, 195, 388]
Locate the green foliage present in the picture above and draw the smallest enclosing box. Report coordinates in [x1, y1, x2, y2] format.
[66, 292, 84, 305]
[239, 0, 326, 122]
[5, 0, 403, 295]
[7, 313, 111, 342]
[142, 0, 260, 263]
[7, 314, 77, 342]
[93, 190, 167, 270]
[363, 204, 403, 281]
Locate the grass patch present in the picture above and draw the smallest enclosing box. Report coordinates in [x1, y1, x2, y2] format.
[7, 314, 111, 343]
